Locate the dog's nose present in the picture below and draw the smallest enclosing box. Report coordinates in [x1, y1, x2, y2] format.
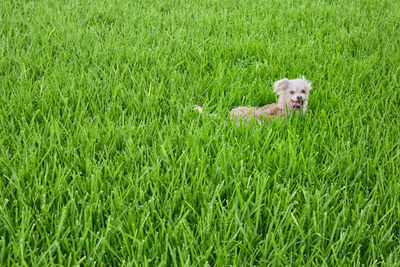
[297, 96, 303, 101]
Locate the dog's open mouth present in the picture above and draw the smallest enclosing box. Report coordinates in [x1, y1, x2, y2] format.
[292, 101, 302, 109]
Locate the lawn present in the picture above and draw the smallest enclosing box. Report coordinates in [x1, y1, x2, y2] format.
[1, 0, 400, 265]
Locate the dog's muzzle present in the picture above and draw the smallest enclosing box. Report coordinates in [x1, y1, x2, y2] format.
[292, 101, 302, 109]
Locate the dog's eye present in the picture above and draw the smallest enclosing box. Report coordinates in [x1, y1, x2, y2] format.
[290, 91, 294, 94]
[301, 90, 306, 94]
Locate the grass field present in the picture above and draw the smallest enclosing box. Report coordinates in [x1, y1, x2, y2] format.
[1, 0, 400, 265]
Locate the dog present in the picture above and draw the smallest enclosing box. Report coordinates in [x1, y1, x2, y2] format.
[194, 77, 311, 125]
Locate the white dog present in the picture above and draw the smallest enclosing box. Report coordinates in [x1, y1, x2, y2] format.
[194, 77, 311, 125]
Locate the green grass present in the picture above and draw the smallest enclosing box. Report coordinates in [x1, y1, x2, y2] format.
[1, 0, 400, 265]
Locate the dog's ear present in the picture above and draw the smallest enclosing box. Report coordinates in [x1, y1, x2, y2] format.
[301, 76, 312, 90]
[273, 78, 289, 95]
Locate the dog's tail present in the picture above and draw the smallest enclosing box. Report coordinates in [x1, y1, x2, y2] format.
[193, 105, 218, 118]
[193, 105, 204, 114]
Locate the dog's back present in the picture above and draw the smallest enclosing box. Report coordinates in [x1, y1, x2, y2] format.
[229, 104, 285, 125]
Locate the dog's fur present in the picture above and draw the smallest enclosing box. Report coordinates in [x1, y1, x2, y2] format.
[194, 77, 311, 125]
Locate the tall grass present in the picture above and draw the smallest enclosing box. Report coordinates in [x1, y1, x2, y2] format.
[1, 0, 400, 265]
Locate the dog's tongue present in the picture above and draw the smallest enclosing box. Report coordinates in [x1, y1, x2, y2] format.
[293, 101, 301, 108]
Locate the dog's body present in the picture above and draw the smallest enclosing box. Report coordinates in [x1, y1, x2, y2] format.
[229, 103, 285, 125]
[195, 77, 311, 125]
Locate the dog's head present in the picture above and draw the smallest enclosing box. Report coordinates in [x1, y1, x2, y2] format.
[274, 77, 311, 113]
